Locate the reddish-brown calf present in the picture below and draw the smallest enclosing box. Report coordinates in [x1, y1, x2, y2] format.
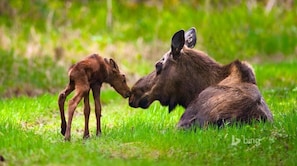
[58, 54, 130, 141]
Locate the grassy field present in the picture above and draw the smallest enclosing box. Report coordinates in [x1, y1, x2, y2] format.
[0, 1, 297, 165]
[0, 61, 297, 165]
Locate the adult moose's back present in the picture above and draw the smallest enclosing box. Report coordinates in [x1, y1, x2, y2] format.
[129, 28, 273, 128]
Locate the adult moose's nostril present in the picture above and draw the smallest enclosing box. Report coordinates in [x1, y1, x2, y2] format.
[129, 99, 136, 108]
[129, 101, 133, 107]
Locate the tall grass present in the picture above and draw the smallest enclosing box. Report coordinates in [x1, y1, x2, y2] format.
[0, 49, 67, 97]
[1, 0, 296, 97]
[1, 1, 296, 61]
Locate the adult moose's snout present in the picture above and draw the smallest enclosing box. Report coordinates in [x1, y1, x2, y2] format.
[128, 93, 150, 108]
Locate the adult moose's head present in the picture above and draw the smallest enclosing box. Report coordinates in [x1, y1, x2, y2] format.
[129, 28, 228, 112]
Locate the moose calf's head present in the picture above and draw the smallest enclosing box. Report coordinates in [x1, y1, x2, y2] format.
[129, 28, 221, 112]
[105, 58, 131, 98]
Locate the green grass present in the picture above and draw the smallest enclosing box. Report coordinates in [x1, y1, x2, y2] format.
[255, 61, 297, 89]
[1, 61, 297, 165]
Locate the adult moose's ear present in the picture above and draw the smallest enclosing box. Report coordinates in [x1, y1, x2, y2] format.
[171, 30, 185, 59]
[109, 58, 119, 71]
[185, 27, 196, 48]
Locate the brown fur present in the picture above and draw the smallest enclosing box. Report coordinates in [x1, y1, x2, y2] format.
[177, 61, 273, 129]
[129, 47, 230, 110]
[129, 29, 273, 129]
[58, 54, 130, 141]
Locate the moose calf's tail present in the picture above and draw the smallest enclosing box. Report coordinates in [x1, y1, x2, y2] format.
[58, 92, 67, 136]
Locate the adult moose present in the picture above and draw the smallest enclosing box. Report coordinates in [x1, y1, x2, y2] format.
[58, 54, 130, 141]
[129, 28, 273, 128]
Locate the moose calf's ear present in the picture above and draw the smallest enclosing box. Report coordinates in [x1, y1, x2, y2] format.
[185, 27, 196, 48]
[109, 58, 119, 70]
[171, 30, 185, 59]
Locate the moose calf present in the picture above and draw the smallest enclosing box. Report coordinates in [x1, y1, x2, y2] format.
[58, 54, 130, 141]
[129, 28, 273, 129]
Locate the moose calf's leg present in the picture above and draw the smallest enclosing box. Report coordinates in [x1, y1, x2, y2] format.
[92, 84, 102, 136]
[58, 83, 75, 136]
[65, 93, 83, 141]
[65, 84, 89, 141]
[83, 91, 91, 139]
[95, 99, 102, 136]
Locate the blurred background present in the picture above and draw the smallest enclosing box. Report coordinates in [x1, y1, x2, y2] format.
[0, 0, 296, 98]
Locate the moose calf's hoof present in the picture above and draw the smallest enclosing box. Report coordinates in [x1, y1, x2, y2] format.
[64, 136, 71, 141]
[61, 128, 66, 136]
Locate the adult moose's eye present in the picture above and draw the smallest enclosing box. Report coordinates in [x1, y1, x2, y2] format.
[155, 62, 163, 75]
[122, 75, 126, 83]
